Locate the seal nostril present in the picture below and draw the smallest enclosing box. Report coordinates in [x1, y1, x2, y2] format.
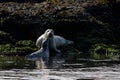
[49, 33, 53, 37]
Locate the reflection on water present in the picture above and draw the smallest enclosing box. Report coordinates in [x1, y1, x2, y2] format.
[35, 58, 47, 69]
[0, 55, 120, 69]
[0, 54, 65, 69]
[0, 55, 120, 80]
[0, 56, 35, 69]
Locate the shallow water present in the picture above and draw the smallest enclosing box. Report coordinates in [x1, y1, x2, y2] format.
[0, 56, 120, 80]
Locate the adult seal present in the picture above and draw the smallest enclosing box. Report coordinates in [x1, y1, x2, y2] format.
[36, 29, 74, 53]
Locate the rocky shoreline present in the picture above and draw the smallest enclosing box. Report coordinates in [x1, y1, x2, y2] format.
[0, 0, 120, 60]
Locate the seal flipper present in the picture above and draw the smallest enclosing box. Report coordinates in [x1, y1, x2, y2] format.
[26, 37, 49, 60]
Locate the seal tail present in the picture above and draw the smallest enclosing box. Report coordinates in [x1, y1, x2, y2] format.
[26, 50, 42, 60]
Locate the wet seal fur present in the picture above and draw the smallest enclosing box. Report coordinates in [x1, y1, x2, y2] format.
[36, 29, 74, 53]
[26, 37, 49, 61]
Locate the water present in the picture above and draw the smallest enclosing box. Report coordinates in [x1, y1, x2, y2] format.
[0, 55, 120, 80]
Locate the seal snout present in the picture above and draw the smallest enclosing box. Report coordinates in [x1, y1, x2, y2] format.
[48, 32, 53, 37]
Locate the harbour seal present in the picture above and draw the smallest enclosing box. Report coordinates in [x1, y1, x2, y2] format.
[26, 37, 49, 61]
[36, 29, 74, 53]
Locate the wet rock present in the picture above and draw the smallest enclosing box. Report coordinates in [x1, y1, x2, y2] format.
[89, 43, 120, 60]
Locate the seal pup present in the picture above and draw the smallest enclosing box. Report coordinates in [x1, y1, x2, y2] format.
[36, 29, 74, 53]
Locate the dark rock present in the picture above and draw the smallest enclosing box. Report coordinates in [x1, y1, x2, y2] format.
[0, 0, 44, 3]
[0, 1, 120, 57]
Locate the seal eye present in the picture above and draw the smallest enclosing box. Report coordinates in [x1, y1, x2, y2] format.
[46, 30, 49, 33]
